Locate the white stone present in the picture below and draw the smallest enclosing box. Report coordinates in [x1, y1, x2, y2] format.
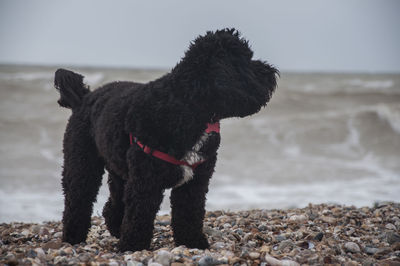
[289, 214, 307, 223]
[154, 250, 172, 266]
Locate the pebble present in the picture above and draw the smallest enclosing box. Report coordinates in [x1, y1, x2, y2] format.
[109, 260, 120, 266]
[321, 216, 337, 224]
[385, 223, 397, 230]
[275, 234, 287, 242]
[62, 246, 74, 255]
[265, 254, 300, 266]
[204, 226, 223, 238]
[154, 250, 172, 266]
[53, 231, 63, 238]
[249, 252, 260, 259]
[31, 225, 41, 234]
[289, 214, 307, 223]
[26, 249, 37, 258]
[212, 241, 226, 249]
[386, 232, 400, 244]
[148, 263, 163, 266]
[42, 240, 62, 250]
[39, 227, 49, 236]
[21, 229, 30, 237]
[34, 247, 46, 259]
[344, 242, 361, 253]
[198, 255, 218, 266]
[78, 252, 91, 262]
[313, 232, 324, 241]
[364, 246, 380, 255]
[127, 261, 144, 266]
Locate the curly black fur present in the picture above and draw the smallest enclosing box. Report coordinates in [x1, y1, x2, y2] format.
[55, 28, 278, 252]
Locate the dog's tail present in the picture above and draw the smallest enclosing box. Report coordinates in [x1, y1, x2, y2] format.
[54, 68, 90, 109]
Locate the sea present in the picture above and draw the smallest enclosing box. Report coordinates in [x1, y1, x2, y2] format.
[0, 64, 399, 223]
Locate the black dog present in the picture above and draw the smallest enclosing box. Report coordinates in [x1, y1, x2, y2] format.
[55, 29, 278, 252]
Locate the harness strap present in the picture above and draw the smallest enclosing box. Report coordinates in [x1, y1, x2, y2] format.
[129, 122, 220, 170]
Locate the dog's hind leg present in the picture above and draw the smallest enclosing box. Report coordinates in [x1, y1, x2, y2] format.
[103, 171, 125, 238]
[170, 156, 216, 249]
[61, 112, 105, 245]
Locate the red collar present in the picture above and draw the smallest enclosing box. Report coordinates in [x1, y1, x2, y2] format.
[129, 122, 220, 169]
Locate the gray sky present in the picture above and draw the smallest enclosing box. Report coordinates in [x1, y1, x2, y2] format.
[1, 0, 399, 72]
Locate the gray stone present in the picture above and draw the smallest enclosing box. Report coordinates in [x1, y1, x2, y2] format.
[26, 249, 37, 258]
[198, 255, 218, 266]
[34, 248, 46, 259]
[78, 253, 91, 262]
[276, 234, 287, 242]
[344, 242, 360, 253]
[364, 246, 379, 255]
[203, 226, 223, 238]
[31, 225, 41, 234]
[386, 232, 400, 244]
[258, 223, 268, 231]
[385, 223, 397, 230]
[279, 240, 295, 251]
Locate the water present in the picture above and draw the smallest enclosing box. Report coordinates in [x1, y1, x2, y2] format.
[1, 65, 399, 222]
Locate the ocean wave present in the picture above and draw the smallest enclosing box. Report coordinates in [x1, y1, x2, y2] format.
[253, 103, 400, 135]
[286, 78, 400, 95]
[206, 159, 400, 211]
[0, 71, 104, 86]
[0, 72, 54, 81]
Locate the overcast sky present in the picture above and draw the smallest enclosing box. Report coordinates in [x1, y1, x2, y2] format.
[0, 0, 399, 72]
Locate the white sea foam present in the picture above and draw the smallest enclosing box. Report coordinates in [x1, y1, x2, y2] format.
[375, 104, 400, 134]
[84, 73, 104, 86]
[347, 79, 394, 89]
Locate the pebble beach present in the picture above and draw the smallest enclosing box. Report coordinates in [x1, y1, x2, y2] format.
[1, 203, 400, 265]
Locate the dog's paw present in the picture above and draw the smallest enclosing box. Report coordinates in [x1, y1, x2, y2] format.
[175, 234, 210, 250]
[117, 240, 150, 252]
[62, 233, 86, 245]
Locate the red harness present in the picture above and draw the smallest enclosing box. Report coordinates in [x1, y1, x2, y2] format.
[129, 122, 220, 169]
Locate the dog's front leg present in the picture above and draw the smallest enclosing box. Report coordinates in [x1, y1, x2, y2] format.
[118, 150, 164, 252]
[118, 177, 164, 252]
[170, 156, 216, 249]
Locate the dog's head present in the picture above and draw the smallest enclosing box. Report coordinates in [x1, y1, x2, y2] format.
[173, 28, 278, 120]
